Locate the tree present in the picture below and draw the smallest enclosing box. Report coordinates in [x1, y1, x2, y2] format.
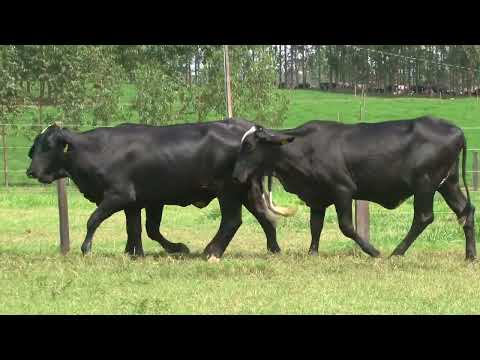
[133, 61, 191, 125]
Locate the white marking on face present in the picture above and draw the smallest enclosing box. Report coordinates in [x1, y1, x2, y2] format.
[241, 126, 257, 144]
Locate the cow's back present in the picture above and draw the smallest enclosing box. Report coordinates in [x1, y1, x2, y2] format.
[280, 117, 464, 208]
[340, 117, 464, 207]
[75, 119, 253, 205]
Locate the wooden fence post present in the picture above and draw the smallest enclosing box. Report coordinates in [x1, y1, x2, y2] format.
[56, 178, 70, 255]
[223, 45, 233, 118]
[355, 92, 370, 242]
[473, 151, 479, 191]
[1, 125, 7, 187]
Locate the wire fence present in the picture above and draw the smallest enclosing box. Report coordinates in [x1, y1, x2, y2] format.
[2, 122, 480, 188]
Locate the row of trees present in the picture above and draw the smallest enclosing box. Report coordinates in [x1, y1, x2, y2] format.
[276, 45, 480, 94]
[0, 45, 289, 134]
[2, 45, 480, 134]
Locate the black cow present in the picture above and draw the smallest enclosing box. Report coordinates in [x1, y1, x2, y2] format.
[26, 118, 294, 260]
[232, 116, 476, 260]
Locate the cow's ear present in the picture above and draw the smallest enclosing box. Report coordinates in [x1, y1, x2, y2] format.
[255, 129, 269, 142]
[51, 128, 74, 153]
[257, 131, 294, 146]
[273, 135, 295, 146]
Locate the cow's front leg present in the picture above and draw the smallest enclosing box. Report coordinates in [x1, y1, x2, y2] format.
[124, 207, 144, 257]
[242, 178, 281, 254]
[203, 196, 242, 261]
[309, 207, 326, 255]
[81, 196, 128, 255]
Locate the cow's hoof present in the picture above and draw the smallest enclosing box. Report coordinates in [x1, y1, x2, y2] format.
[207, 255, 221, 263]
[466, 255, 476, 262]
[133, 248, 145, 258]
[370, 250, 381, 258]
[81, 242, 92, 255]
[168, 243, 190, 254]
[268, 245, 281, 254]
[308, 250, 319, 256]
[389, 251, 404, 258]
[203, 243, 223, 260]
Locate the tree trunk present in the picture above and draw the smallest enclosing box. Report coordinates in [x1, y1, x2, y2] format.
[302, 46, 306, 87]
[317, 46, 322, 86]
[40, 81, 45, 100]
[194, 51, 199, 84]
[186, 58, 191, 86]
[290, 45, 296, 88]
[278, 45, 283, 85]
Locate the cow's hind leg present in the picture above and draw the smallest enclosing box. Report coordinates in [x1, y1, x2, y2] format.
[335, 195, 381, 257]
[145, 206, 190, 254]
[124, 207, 144, 257]
[439, 180, 476, 260]
[390, 190, 435, 257]
[309, 207, 326, 255]
[203, 196, 242, 260]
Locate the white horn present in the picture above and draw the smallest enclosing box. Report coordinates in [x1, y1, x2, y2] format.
[264, 191, 298, 217]
[241, 126, 257, 144]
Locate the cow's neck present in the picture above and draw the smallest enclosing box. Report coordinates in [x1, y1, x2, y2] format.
[60, 132, 104, 202]
[60, 130, 84, 174]
[269, 143, 309, 185]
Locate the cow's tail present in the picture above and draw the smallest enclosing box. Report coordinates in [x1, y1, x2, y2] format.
[459, 133, 473, 224]
[263, 175, 297, 217]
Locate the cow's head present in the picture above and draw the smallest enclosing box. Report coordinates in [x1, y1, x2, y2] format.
[26, 123, 71, 184]
[232, 126, 294, 184]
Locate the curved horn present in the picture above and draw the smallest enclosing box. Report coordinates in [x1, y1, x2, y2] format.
[264, 175, 297, 217]
[241, 126, 257, 144]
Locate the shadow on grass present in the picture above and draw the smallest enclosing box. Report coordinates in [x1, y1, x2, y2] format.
[4, 246, 473, 269]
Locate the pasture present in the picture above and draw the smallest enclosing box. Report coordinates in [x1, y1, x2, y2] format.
[2, 90, 480, 314]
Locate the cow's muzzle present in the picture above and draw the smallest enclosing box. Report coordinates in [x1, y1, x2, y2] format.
[232, 173, 249, 185]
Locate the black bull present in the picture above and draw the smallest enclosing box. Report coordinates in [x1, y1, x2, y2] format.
[26, 118, 295, 259]
[232, 116, 476, 260]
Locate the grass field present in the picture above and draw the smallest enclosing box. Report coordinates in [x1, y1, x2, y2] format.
[2, 90, 480, 314]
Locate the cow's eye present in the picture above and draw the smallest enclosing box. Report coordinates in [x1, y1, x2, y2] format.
[244, 142, 254, 152]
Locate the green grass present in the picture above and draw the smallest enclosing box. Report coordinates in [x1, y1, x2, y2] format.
[1, 186, 480, 314]
[2, 89, 480, 314]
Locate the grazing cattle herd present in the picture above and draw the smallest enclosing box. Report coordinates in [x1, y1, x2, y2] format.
[291, 82, 480, 97]
[27, 116, 476, 261]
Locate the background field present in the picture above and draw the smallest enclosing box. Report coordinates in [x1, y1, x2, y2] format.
[1, 90, 480, 314]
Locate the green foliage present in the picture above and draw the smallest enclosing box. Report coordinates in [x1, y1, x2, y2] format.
[132, 63, 191, 125]
[86, 46, 125, 127]
[3, 45, 290, 130]
[0, 46, 23, 125]
[190, 46, 225, 121]
[230, 46, 289, 127]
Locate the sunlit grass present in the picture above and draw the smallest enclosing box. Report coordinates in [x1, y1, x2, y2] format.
[1, 187, 479, 314]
